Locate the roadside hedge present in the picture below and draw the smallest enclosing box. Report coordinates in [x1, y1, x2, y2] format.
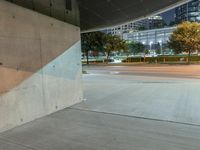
[122, 56, 200, 63]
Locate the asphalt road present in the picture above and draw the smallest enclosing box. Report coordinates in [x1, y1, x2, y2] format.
[83, 64, 200, 79]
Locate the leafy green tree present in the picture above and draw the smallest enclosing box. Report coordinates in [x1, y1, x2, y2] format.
[81, 31, 106, 64]
[144, 49, 150, 55]
[128, 41, 145, 55]
[168, 21, 200, 63]
[155, 43, 161, 55]
[119, 40, 129, 58]
[104, 35, 125, 62]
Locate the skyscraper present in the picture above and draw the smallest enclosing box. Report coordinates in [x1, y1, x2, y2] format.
[175, 0, 200, 23]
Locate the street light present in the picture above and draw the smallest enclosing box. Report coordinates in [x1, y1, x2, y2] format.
[142, 41, 146, 58]
[149, 41, 153, 51]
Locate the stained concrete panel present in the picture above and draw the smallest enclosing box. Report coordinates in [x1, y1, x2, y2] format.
[0, 1, 82, 132]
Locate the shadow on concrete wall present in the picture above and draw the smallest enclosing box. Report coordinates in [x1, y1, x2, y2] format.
[0, 1, 80, 96]
[0, 40, 80, 96]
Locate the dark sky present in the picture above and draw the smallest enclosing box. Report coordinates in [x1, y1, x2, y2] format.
[161, 9, 175, 25]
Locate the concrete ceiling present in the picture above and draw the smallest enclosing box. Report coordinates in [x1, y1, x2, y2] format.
[6, 0, 189, 31]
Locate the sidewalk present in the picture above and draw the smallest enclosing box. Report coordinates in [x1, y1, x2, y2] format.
[1, 108, 200, 150]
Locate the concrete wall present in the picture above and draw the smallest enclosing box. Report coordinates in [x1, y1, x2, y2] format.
[0, 1, 83, 132]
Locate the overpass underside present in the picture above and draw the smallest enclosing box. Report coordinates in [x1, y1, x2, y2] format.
[0, 0, 188, 132]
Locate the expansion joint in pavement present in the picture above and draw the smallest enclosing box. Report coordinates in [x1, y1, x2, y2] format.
[69, 107, 200, 128]
[0, 136, 38, 150]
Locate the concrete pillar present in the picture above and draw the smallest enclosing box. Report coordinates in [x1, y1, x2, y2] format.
[0, 1, 83, 132]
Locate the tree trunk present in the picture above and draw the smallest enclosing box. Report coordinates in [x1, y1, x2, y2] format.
[106, 52, 110, 64]
[188, 50, 191, 64]
[86, 50, 89, 65]
[126, 54, 129, 63]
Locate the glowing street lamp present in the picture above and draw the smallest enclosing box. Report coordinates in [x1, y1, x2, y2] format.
[149, 41, 153, 51]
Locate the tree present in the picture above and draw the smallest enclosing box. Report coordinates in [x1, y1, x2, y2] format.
[119, 40, 129, 58]
[156, 43, 161, 55]
[81, 31, 106, 64]
[144, 49, 150, 55]
[168, 21, 200, 64]
[128, 41, 145, 55]
[104, 34, 127, 63]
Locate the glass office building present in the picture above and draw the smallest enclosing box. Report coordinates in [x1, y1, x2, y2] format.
[175, 0, 200, 23]
[103, 15, 166, 36]
[102, 21, 147, 36]
[123, 27, 176, 53]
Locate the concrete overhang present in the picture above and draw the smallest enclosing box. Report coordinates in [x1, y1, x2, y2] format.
[78, 0, 190, 32]
[6, 0, 189, 32]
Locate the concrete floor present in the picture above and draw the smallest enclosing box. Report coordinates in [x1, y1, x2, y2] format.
[1, 65, 200, 150]
[74, 65, 200, 125]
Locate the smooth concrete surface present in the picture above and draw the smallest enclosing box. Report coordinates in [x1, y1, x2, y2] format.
[74, 65, 200, 125]
[1, 108, 200, 150]
[0, 1, 82, 132]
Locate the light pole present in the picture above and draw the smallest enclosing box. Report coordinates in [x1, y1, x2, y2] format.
[142, 41, 146, 61]
[149, 41, 153, 51]
[159, 40, 163, 55]
[149, 42, 153, 57]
